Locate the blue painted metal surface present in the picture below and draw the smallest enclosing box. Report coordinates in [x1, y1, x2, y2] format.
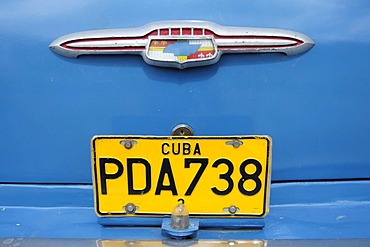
[0, 0, 370, 240]
[2, 181, 369, 208]
[0, 0, 370, 183]
[0, 181, 370, 239]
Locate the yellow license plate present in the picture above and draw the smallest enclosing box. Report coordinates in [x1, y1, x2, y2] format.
[92, 136, 271, 218]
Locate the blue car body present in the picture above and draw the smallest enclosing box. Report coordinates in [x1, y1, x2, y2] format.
[0, 0, 370, 242]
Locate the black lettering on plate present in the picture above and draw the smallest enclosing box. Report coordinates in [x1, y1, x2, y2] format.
[127, 158, 151, 195]
[155, 158, 178, 195]
[162, 143, 170, 155]
[193, 143, 201, 155]
[99, 158, 124, 195]
[183, 143, 191, 155]
[184, 158, 208, 195]
[211, 158, 234, 195]
[172, 143, 180, 155]
[238, 159, 262, 196]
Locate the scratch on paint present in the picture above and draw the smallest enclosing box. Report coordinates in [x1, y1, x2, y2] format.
[336, 215, 347, 221]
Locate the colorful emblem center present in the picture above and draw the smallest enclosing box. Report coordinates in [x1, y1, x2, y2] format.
[147, 38, 216, 63]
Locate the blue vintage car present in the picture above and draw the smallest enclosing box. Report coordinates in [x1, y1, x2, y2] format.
[1, 0, 369, 245]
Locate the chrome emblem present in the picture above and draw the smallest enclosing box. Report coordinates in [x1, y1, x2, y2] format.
[50, 20, 315, 69]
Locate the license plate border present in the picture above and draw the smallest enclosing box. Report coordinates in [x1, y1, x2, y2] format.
[91, 135, 272, 218]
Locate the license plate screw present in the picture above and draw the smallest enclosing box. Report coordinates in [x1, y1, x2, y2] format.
[223, 205, 239, 214]
[124, 203, 138, 214]
[120, 140, 137, 149]
[226, 140, 243, 148]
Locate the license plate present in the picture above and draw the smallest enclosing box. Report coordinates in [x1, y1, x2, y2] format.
[92, 136, 271, 218]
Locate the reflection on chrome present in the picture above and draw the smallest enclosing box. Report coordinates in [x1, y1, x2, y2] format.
[96, 239, 266, 247]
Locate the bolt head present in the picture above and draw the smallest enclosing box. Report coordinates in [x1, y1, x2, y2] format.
[228, 206, 238, 214]
[124, 203, 137, 214]
[120, 140, 133, 149]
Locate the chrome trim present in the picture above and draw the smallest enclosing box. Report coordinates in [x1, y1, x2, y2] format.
[49, 20, 315, 69]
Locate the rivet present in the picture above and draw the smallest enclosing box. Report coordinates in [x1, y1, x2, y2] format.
[120, 140, 137, 149]
[223, 205, 239, 215]
[226, 140, 243, 148]
[124, 203, 138, 214]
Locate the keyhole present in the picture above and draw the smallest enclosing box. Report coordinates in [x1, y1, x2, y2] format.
[171, 124, 194, 136]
